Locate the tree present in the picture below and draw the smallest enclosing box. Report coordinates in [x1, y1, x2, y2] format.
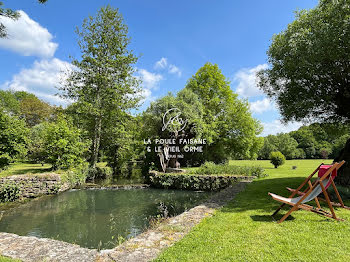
[185, 63, 263, 161]
[0, 110, 29, 168]
[0, 1, 48, 38]
[61, 6, 141, 168]
[273, 133, 299, 159]
[42, 117, 89, 170]
[27, 123, 46, 164]
[19, 97, 53, 127]
[270, 151, 286, 168]
[258, 136, 277, 159]
[258, 0, 350, 123]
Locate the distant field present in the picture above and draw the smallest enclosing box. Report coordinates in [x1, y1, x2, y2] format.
[156, 159, 350, 262]
[0, 162, 52, 178]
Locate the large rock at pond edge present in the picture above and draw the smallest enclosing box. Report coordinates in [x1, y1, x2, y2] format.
[334, 137, 350, 186]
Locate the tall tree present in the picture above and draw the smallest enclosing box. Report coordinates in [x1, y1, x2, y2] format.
[0, 1, 47, 38]
[186, 63, 263, 161]
[258, 0, 350, 184]
[61, 6, 141, 168]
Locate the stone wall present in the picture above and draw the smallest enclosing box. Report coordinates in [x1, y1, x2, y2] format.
[148, 171, 254, 191]
[0, 173, 70, 199]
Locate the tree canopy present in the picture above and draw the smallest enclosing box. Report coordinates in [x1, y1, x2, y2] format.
[186, 63, 263, 161]
[258, 0, 350, 123]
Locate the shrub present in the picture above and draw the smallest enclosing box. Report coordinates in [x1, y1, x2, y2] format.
[149, 172, 238, 191]
[269, 151, 286, 168]
[61, 162, 89, 186]
[0, 183, 21, 202]
[87, 166, 113, 181]
[0, 153, 11, 170]
[192, 161, 265, 177]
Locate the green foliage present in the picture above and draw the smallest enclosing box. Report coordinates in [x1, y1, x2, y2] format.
[149, 172, 241, 191]
[87, 166, 113, 181]
[103, 114, 142, 176]
[61, 162, 89, 186]
[0, 110, 29, 169]
[258, 0, 350, 122]
[61, 5, 141, 168]
[42, 116, 89, 170]
[191, 161, 265, 177]
[0, 182, 20, 202]
[19, 97, 53, 127]
[186, 63, 263, 161]
[142, 63, 263, 171]
[259, 123, 350, 160]
[269, 151, 285, 168]
[27, 123, 46, 164]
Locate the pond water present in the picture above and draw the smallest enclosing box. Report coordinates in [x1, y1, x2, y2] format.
[0, 188, 210, 249]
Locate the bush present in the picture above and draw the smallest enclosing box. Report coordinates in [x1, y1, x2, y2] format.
[61, 162, 89, 186]
[192, 161, 265, 177]
[0, 153, 11, 169]
[0, 183, 21, 202]
[149, 172, 239, 191]
[269, 151, 286, 168]
[86, 166, 113, 181]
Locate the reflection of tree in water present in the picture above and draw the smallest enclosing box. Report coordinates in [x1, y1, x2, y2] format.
[0, 189, 211, 249]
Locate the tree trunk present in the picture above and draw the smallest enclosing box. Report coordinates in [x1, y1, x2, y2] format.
[334, 137, 350, 186]
[90, 116, 102, 168]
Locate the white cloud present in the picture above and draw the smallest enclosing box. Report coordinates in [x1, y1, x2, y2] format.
[234, 64, 268, 97]
[0, 10, 58, 58]
[154, 57, 168, 69]
[1, 58, 74, 105]
[250, 98, 275, 114]
[261, 120, 303, 136]
[138, 69, 163, 89]
[168, 64, 182, 77]
[154, 57, 182, 77]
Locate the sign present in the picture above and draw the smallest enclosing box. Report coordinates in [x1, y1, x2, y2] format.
[144, 108, 206, 172]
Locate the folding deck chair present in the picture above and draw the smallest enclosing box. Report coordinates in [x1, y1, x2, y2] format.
[268, 161, 346, 223]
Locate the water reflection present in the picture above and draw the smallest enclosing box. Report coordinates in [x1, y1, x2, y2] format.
[0, 188, 210, 249]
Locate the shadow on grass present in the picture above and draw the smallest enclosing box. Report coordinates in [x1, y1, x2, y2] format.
[218, 176, 350, 222]
[10, 168, 52, 175]
[250, 214, 295, 222]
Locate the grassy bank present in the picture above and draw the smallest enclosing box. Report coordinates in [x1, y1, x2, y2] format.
[156, 159, 350, 262]
[0, 162, 52, 178]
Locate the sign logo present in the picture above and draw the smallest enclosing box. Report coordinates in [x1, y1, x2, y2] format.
[162, 108, 188, 133]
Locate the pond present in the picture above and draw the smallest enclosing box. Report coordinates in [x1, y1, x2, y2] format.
[0, 188, 211, 249]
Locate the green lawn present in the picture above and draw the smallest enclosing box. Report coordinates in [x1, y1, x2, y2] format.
[0, 162, 52, 178]
[0, 256, 20, 262]
[155, 159, 350, 262]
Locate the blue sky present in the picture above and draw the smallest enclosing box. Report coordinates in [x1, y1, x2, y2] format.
[0, 0, 318, 135]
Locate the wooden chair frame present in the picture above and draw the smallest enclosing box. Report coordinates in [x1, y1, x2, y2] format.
[269, 161, 346, 223]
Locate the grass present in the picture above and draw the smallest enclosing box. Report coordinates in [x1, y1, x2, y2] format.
[155, 159, 350, 262]
[0, 162, 52, 178]
[0, 256, 20, 262]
